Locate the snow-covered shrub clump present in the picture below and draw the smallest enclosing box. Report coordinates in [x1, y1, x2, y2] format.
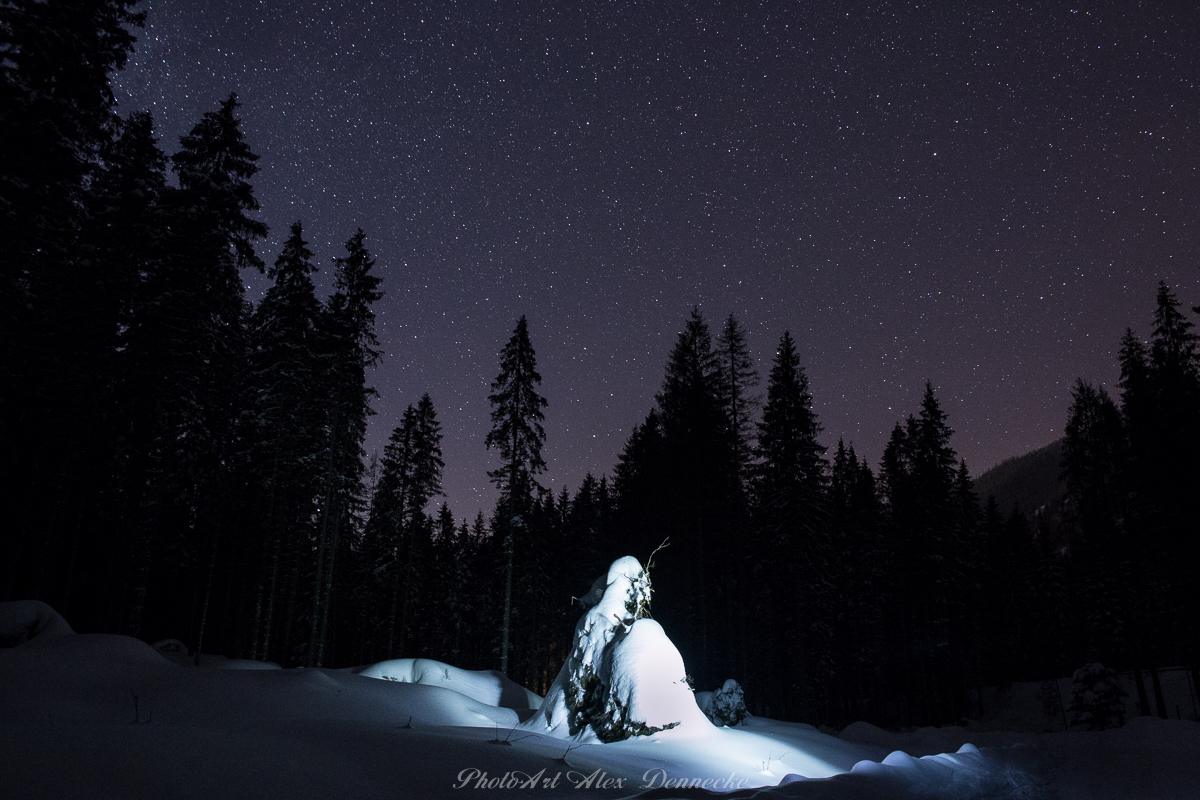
[520, 556, 712, 743]
[698, 678, 748, 726]
[1068, 662, 1127, 730]
[153, 639, 189, 656]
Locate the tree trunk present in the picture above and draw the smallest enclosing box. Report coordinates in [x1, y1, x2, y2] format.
[1134, 668, 1151, 716]
[193, 523, 220, 665]
[250, 450, 281, 661]
[500, 523, 514, 674]
[316, 506, 343, 666]
[1151, 665, 1168, 719]
[308, 421, 341, 666]
[259, 522, 284, 662]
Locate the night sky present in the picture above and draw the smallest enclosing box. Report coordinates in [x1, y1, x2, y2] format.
[113, 2, 1200, 518]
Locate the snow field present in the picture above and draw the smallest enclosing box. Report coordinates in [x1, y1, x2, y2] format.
[3, 550, 1199, 800]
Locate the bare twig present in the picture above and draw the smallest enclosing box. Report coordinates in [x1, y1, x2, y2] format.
[554, 741, 584, 764]
[129, 690, 152, 724]
[489, 723, 535, 746]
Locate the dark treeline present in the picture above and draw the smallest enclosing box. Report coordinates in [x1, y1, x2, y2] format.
[0, 1, 393, 669]
[1052, 283, 1200, 720]
[0, 1, 594, 680]
[582, 298, 1198, 729]
[4, 1, 1198, 730]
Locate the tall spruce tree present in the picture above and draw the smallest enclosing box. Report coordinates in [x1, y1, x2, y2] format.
[486, 316, 549, 513]
[244, 222, 324, 663]
[755, 332, 825, 508]
[486, 316, 548, 674]
[1061, 379, 1131, 664]
[307, 228, 382, 666]
[877, 382, 971, 725]
[659, 309, 734, 684]
[117, 94, 266, 641]
[826, 440, 886, 725]
[752, 330, 828, 720]
[1146, 284, 1200, 547]
[362, 397, 443, 660]
[716, 314, 761, 490]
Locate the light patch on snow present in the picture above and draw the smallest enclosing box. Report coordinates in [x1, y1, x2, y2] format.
[353, 657, 542, 712]
[603, 618, 710, 735]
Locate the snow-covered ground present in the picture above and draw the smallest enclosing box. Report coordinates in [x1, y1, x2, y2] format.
[2, 590, 1197, 799]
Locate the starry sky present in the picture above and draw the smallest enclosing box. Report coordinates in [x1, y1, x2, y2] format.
[113, 1, 1200, 519]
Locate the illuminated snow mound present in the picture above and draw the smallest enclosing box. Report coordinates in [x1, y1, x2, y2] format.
[605, 618, 709, 735]
[521, 555, 712, 743]
[354, 657, 542, 712]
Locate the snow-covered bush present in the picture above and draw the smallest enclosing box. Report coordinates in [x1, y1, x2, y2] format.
[1068, 662, 1127, 731]
[521, 556, 712, 743]
[567, 619, 689, 741]
[153, 639, 189, 656]
[705, 678, 748, 726]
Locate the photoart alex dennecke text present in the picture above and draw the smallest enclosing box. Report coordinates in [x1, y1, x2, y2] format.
[452, 767, 751, 791]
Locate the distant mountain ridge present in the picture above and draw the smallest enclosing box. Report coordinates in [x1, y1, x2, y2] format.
[973, 438, 1065, 517]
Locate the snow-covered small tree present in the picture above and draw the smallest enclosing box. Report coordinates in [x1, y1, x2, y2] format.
[697, 678, 749, 727]
[1068, 662, 1128, 731]
[521, 556, 712, 743]
[713, 678, 748, 726]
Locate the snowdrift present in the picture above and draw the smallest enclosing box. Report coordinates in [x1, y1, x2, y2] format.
[352, 657, 542, 715]
[0, 599, 75, 646]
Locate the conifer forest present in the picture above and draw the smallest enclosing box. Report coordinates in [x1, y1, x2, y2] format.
[3, 0, 1199, 736]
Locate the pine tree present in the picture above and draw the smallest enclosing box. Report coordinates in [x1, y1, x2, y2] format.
[716, 314, 760, 489]
[1117, 329, 1151, 438]
[911, 382, 958, 512]
[1150, 282, 1200, 390]
[653, 308, 735, 686]
[613, 411, 666, 513]
[440, 517, 475, 665]
[486, 316, 549, 514]
[1061, 379, 1129, 664]
[876, 383, 969, 725]
[244, 222, 324, 663]
[116, 94, 267, 641]
[307, 228, 382, 666]
[752, 331, 828, 721]
[754, 332, 825, 509]
[1061, 380, 1126, 535]
[657, 309, 725, 460]
[486, 315, 549, 674]
[368, 415, 415, 659]
[366, 397, 443, 660]
[1145, 283, 1200, 551]
[410, 395, 446, 517]
[568, 473, 605, 580]
[426, 501, 457, 654]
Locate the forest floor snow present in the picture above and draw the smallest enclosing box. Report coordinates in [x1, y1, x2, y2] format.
[1, 601, 1197, 799]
